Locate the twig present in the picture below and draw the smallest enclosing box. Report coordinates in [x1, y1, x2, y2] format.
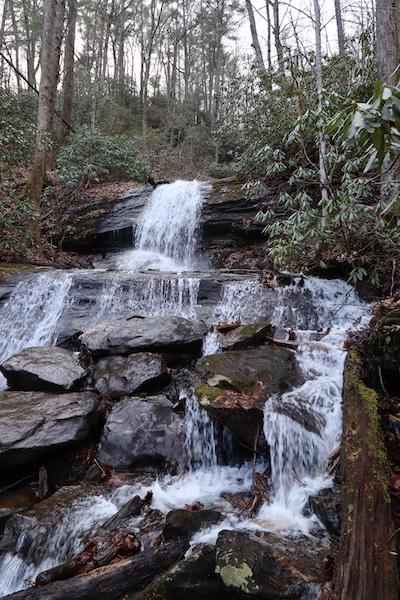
[390, 259, 396, 297]
[251, 425, 261, 491]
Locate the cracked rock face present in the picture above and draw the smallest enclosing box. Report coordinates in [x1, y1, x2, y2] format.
[0, 391, 104, 468]
[0, 347, 89, 392]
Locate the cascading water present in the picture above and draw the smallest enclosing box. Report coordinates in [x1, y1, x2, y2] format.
[255, 276, 372, 533]
[116, 179, 209, 271]
[0, 271, 72, 389]
[0, 181, 373, 598]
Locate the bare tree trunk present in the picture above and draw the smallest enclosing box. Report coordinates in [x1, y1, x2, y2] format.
[60, 0, 77, 145]
[245, 0, 265, 71]
[265, 0, 272, 70]
[376, 0, 400, 86]
[26, 0, 63, 244]
[313, 0, 328, 203]
[9, 0, 22, 90]
[0, 0, 9, 48]
[21, 0, 36, 89]
[271, 0, 283, 71]
[48, 0, 66, 166]
[376, 0, 400, 190]
[334, 0, 345, 56]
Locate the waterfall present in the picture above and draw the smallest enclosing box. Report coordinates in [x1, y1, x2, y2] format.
[116, 180, 209, 271]
[255, 276, 372, 532]
[0, 182, 374, 598]
[0, 271, 72, 389]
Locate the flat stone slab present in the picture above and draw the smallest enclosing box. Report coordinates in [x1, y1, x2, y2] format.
[80, 316, 208, 356]
[0, 347, 89, 392]
[0, 391, 104, 468]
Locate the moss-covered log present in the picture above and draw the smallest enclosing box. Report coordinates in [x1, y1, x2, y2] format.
[332, 350, 398, 600]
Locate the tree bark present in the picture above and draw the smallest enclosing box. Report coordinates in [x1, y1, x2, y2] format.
[271, 0, 283, 71]
[376, 0, 400, 86]
[27, 0, 57, 244]
[334, 0, 345, 57]
[331, 351, 398, 600]
[60, 0, 77, 145]
[376, 0, 400, 190]
[2, 541, 189, 600]
[245, 0, 265, 72]
[313, 0, 328, 204]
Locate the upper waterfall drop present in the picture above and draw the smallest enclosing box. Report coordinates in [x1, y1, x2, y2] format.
[116, 180, 209, 272]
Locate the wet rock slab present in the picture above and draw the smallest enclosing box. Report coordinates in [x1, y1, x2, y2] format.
[93, 352, 169, 398]
[0, 347, 89, 392]
[0, 391, 104, 468]
[97, 395, 188, 470]
[163, 509, 223, 541]
[80, 316, 208, 356]
[0, 485, 108, 559]
[219, 322, 273, 351]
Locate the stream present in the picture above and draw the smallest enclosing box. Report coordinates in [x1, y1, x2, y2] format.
[0, 180, 372, 598]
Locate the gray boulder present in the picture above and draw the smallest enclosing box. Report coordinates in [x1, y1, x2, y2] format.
[80, 316, 208, 356]
[97, 395, 188, 470]
[0, 391, 104, 468]
[0, 347, 89, 392]
[93, 352, 169, 399]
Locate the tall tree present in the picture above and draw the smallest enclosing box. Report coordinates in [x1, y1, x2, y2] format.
[376, 0, 400, 86]
[26, 0, 65, 243]
[334, 0, 345, 56]
[60, 0, 77, 144]
[376, 0, 400, 189]
[245, 0, 265, 71]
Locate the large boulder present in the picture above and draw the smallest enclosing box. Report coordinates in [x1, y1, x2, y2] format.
[80, 316, 208, 356]
[93, 352, 169, 399]
[97, 395, 187, 470]
[194, 346, 301, 450]
[0, 347, 89, 392]
[0, 391, 104, 468]
[215, 531, 310, 600]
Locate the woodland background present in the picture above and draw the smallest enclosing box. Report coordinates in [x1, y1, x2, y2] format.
[0, 0, 400, 288]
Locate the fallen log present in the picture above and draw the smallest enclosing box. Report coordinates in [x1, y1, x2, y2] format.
[3, 540, 188, 600]
[332, 351, 398, 600]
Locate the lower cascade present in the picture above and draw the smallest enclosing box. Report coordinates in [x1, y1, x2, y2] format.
[0, 181, 372, 599]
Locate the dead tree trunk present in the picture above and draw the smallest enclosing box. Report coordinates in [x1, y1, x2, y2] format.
[332, 351, 398, 600]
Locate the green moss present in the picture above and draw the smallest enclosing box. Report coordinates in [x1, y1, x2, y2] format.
[344, 351, 391, 503]
[194, 384, 224, 406]
[0, 263, 54, 280]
